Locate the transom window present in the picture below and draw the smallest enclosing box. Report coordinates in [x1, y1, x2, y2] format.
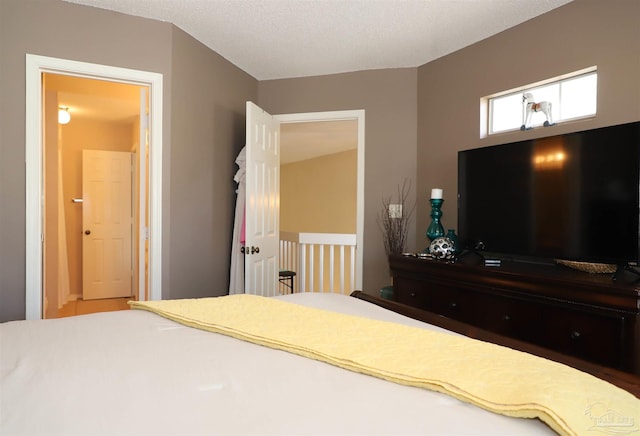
[484, 68, 597, 136]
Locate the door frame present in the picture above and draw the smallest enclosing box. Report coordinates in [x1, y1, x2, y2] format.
[275, 110, 365, 291]
[25, 54, 163, 320]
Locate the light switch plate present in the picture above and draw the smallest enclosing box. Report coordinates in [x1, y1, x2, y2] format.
[389, 204, 402, 218]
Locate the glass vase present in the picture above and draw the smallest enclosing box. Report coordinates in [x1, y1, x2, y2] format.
[426, 198, 445, 242]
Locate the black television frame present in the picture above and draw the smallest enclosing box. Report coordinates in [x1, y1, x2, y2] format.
[457, 121, 640, 269]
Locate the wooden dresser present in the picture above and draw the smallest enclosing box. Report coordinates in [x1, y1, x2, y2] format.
[389, 254, 640, 375]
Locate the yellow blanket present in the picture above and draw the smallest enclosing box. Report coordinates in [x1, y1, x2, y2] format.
[130, 294, 640, 435]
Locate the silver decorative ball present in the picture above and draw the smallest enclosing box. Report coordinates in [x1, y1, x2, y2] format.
[429, 236, 456, 260]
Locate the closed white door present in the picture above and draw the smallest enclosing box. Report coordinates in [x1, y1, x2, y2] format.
[82, 150, 133, 300]
[244, 101, 280, 296]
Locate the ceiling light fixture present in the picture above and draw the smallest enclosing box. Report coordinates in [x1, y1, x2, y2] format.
[58, 107, 71, 125]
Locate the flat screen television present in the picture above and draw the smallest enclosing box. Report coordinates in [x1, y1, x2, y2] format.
[458, 121, 640, 266]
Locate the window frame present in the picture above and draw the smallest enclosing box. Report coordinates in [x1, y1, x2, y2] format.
[483, 67, 597, 137]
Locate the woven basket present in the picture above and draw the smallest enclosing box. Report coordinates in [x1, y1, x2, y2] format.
[555, 259, 617, 274]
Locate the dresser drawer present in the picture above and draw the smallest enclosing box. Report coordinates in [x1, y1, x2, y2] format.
[394, 277, 426, 306]
[539, 306, 626, 369]
[474, 294, 542, 343]
[394, 277, 477, 323]
[389, 254, 640, 374]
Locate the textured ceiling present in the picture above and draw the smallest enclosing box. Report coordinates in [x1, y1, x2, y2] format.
[62, 0, 573, 80]
[54, 0, 573, 163]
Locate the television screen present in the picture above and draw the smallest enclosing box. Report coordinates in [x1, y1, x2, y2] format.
[458, 121, 640, 265]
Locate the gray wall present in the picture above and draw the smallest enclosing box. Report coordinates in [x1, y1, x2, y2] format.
[168, 28, 256, 300]
[416, 0, 640, 250]
[0, 0, 257, 321]
[257, 0, 640, 294]
[2, 0, 639, 321]
[258, 69, 419, 293]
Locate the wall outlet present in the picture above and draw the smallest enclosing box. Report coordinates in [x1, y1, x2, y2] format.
[388, 204, 403, 219]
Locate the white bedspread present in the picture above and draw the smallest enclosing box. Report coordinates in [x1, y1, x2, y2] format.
[1, 293, 553, 435]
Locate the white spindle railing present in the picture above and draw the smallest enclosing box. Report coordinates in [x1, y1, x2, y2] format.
[279, 232, 357, 295]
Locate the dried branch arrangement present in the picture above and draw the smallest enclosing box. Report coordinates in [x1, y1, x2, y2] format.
[377, 179, 415, 257]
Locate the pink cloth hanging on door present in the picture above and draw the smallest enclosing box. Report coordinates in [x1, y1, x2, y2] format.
[240, 207, 246, 244]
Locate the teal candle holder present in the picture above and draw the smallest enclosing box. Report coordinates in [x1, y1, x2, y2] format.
[426, 198, 445, 242]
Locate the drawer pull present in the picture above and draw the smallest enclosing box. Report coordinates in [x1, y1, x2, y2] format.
[450, 302, 457, 309]
[570, 331, 581, 340]
[410, 292, 416, 298]
[503, 315, 511, 321]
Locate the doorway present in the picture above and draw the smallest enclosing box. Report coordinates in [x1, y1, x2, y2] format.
[236, 107, 364, 295]
[25, 54, 163, 320]
[43, 74, 142, 318]
[276, 110, 365, 291]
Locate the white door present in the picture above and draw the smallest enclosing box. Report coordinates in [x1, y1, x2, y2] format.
[245, 101, 280, 296]
[82, 150, 133, 300]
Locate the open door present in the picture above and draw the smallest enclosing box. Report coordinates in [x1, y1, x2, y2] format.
[244, 102, 280, 296]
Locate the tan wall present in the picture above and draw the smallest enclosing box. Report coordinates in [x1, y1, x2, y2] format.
[281, 150, 357, 234]
[0, 0, 257, 321]
[281, 150, 358, 293]
[416, 0, 640, 251]
[258, 69, 419, 294]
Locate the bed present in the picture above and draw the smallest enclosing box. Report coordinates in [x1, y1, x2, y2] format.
[1, 291, 639, 435]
